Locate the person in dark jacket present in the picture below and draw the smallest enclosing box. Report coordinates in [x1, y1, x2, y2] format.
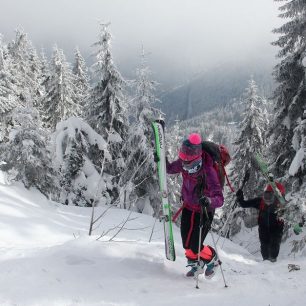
[166, 133, 224, 278]
[236, 182, 286, 262]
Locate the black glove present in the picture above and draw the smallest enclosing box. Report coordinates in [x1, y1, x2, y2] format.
[153, 152, 159, 163]
[199, 196, 210, 208]
[236, 189, 244, 203]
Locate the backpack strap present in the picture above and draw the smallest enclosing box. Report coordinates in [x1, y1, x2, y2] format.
[195, 173, 207, 198]
[259, 199, 265, 211]
[221, 164, 235, 192]
[172, 203, 185, 222]
[185, 210, 196, 249]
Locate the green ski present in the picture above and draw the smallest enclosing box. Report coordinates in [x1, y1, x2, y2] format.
[254, 154, 286, 205]
[152, 119, 176, 261]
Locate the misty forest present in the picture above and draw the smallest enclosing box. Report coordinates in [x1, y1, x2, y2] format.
[0, 1, 306, 305]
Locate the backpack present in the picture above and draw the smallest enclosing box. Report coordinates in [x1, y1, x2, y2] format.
[201, 141, 233, 191]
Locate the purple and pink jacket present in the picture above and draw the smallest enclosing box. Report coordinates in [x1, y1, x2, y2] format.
[166, 152, 224, 213]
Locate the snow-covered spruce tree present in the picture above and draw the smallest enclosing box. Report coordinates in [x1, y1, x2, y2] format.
[269, 0, 306, 178]
[86, 23, 128, 143]
[225, 79, 269, 236]
[7, 29, 43, 107]
[0, 35, 19, 142]
[268, 1, 306, 248]
[289, 109, 306, 187]
[40, 46, 80, 130]
[0, 104, 58, 197]
[53, 117, 111, 207]
[233, 79, 268, 196]
[167, 118, 184, 220]
[39, 48, 50, 91]
[72, 47, 90, 116]
[40, 48, 49, 77]
[86, 23, 129, 204]
[120, 49, 161, 214]
[27, 44, 44, 105]
[285, 109, 306, 248]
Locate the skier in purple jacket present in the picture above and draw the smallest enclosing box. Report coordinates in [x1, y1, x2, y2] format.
[167, 133, 224, 278]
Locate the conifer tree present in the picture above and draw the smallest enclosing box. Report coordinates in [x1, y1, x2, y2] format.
[86, 23, 128, 145]
[40, 46, 80, 130]
[86, 23, 129, 204]
[285, 109, 306, 247]
[232, 79, 268, 197]
[225, 79, 268, 235]
[0, 35, 19, 141]
[72, 47, 90, 116]
[7, 29, 42, 106]
[289, 109, 306, 187]
[167, 118, 184, 218]
[0, 103, 58, 197]
[270, 0, 306, 177]
[53, 117, 111, 207]
[39, 48, 50, 88]
[27, 45, 44, 105]
[121, 49, 161, 213]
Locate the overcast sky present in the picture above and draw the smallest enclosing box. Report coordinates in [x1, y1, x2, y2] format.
[0, 0, 282, 85]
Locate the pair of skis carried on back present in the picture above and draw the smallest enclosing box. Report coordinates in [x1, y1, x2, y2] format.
[152, 120, 176, 261]
[254, 154, 286, 205]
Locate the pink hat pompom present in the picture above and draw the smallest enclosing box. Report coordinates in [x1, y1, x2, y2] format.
[188, 133, 202, 145]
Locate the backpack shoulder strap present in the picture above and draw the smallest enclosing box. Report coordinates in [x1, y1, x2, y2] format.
[259, 199, 265, 211]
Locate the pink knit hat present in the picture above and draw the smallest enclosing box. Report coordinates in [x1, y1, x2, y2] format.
[179, 133, 202, 161]
[189, 133, 202, 145]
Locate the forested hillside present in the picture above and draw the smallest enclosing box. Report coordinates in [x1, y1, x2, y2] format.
[159, 61, 275, 123]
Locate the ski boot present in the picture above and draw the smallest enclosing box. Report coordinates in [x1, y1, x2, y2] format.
[204, 248, 220, 279]
[186, 259, 205, 277]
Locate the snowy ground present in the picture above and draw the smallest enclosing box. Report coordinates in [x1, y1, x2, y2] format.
[0, 175, 305, 306]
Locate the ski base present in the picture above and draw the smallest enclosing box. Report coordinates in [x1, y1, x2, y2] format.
[152, 120, 176, 261]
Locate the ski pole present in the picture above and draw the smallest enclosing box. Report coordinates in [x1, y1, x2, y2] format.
[209, 230, 228, 288]
[195, 205, 204, 289]
[204, 207, 228, 288]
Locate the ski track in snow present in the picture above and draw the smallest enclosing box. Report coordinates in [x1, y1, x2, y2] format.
[0, 181, 305, 306]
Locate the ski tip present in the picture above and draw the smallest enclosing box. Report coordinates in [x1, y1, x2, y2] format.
[154, 119, 165, 129]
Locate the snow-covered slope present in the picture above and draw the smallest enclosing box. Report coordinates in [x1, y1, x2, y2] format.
[0, 177, 305, 306]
